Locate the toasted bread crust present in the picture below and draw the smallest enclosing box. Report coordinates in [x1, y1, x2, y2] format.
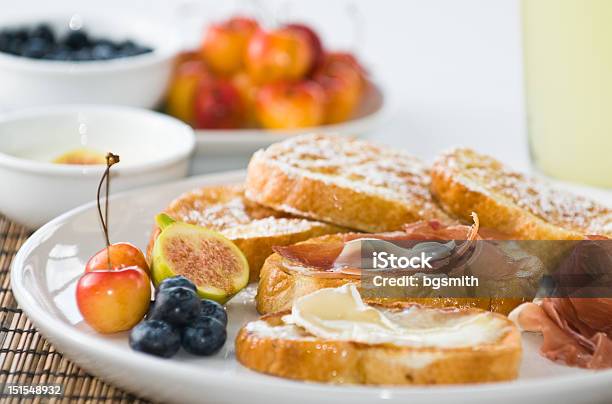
[147, 184, 345, 280]
[430, 148, 612, 239]
[245, 134, 450, 233]
[235, 310, 521, 385]
[256, 234, 524, 315]
[256, 245, 349, 314]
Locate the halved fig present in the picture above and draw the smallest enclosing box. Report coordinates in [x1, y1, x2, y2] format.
[151, 213, 249, 303]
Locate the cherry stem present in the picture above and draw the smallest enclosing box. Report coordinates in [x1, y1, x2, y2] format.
[96, 153, 120, 268]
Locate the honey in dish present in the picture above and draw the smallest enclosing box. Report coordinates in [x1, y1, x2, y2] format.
[53, 148, 106, 165]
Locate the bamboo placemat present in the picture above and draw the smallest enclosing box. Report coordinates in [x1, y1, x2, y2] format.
[0, 215, 149, 403]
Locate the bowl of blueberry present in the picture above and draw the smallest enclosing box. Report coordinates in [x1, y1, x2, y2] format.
[0, 13, 182, 110]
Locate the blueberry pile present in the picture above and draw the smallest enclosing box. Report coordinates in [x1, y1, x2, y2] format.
[0, 24, 153, 61]
[129, 276, 227, 358]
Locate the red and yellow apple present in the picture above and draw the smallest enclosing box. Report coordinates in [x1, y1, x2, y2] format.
[255, 81, 325, 129]
[283, 23, 324, 74]
[166, 61, 209, 125]
[85, 242, 150, 275]
[319, 52, 367, 80]
[193, 77, 244, 129]
[314, 52, 366, 123]
[201, 16, 259, 76]
[76, 266, 151, 333]
[175, 50, 204, 66]
[246, 28, 314, 83]
[231, 72, 259, 127]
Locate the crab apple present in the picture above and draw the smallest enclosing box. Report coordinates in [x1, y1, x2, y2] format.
[175, 50, 204, 66]
[231, 71, 259, 127]
[85, 242, 150, 275]
[246, 28, 314, 83]
[320, 52, 367, 81]
[314, 52, 366, 123]
[283, 23, 323, 74]
[255, 81, 325, 129]
[201, 16, 259, 75]
[76, 266, 151, 333]
[166, 60, 209, 125]
[193, 77, 244, 129]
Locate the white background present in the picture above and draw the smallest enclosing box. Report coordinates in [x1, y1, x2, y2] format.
[4, 0, 527, 167]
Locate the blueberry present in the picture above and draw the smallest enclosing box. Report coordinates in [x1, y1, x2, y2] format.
[91, 43, 113, 60]
[0, 31, 11, 52]
[117, 40, 137, 52]
[7, 41, 24, 56]
[72, 48, 93, 61]
[31, 24, 55, 44]
[149, 286, 200, 327]
[115, 40, 152, 57]
[46, 46, 70, 61]
[21, 37, 48, 59]
[129, 320, 180, 358]
[181, 317, 227, 356]
[200, 299, 227, 326]
[64, 30, 88, 50]
[13, 29, 28, 43]
[128, 45, 152, 57]
[92, 38, 116, 48]
[157, 275, 197, 293]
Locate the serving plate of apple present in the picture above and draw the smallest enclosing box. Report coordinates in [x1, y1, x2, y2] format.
[164, 16, 385, 156]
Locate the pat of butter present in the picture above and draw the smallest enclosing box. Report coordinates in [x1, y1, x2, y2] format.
[283, 284, 509, 348]
[283, 284, 399, 341]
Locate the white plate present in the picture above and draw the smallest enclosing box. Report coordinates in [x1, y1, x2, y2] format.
[191, 83, 386, 174]
[10, 171, 612, 404]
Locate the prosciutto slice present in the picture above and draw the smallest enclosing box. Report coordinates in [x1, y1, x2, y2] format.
[511, 298, 612, 369]
[273, 241, 344, 270]
[510, 237, 612, 369]
[273, 216, 481, 276]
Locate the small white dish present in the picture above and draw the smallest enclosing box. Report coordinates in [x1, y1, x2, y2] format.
[0, 105, 195, 228]
[0, 12, 181, 110]
[191, 82, 386, 174]
[10, 171, 612, 404]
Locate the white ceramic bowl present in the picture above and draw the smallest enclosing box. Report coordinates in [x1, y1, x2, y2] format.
[0, 105, 195, 228]
[0, 12, 182, 110]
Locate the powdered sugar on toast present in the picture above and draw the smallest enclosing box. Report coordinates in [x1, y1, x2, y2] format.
[434, 148, 612, 236]
[165, 184, 336, 239]
[251, 134, 447, 220]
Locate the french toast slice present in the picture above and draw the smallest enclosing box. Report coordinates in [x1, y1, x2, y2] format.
[256, 235, 349, 313]
[236, 304, 521, 385]
[147, 184, 346, 280]
[245, 133, 451, 233]
[430, 148, 612, 239]
[256, 234, 526, 315]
